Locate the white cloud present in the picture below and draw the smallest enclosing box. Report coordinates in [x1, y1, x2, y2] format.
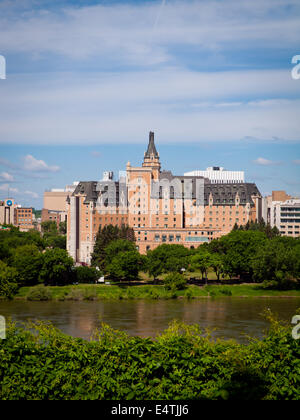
[253, 157, 280, 166]
[0, 183, 19, 193]
[293, 159, 300, 165]
[23, 155, 60, 172]
[24, 190, 39, 198]
[0, 0, 299, 65]
[0, 171, 14, 182]
[0, 69, 299, 144]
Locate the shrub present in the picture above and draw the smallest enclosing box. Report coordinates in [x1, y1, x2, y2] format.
[219, 287, 232, 296]
[164, 273, 187, 291]
[0, 312, 299, 400]
[27, 285, 52, 301]
[75, 266, 99, 284]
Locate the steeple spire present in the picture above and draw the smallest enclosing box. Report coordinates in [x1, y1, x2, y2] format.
[145, 131, 159, 159]
[142, 131, 160, 173]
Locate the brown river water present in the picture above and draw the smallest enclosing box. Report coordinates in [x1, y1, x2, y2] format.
[1, 298, 299, 344]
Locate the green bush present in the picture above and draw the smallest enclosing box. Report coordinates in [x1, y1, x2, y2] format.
[219, 287, 232, 296]
[0, 312, 299, 400]
[26, 285, 52, 301]
[164, 273, 187, 291]
[75, 266, 99, 284]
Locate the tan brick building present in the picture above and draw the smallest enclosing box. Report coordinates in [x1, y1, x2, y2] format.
[67, 132, 262, 263]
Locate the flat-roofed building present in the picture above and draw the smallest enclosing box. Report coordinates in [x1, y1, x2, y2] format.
[42, 182, 78, 228]
[184, 167, 245, 184]
[14, 207, 34, 231]
[263, 191, 300, 237]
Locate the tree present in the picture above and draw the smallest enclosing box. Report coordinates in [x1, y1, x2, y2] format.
[41, 221, 58, 234]
[75, 265, 99, 284]
[252, 237, 300, 289]
[39, 248, 74, 286]
[59, 221, 67, 234]
[0, 261, 18, 299]
[164, 272, 187, 291]
[146, 244, 191, 280]
[190, 250, 212, 281]
[104, 239, 136, 271]
[106, 250, 141, 281]
[44, 234, 66, 250]
[91, 224, 136, 269]
[11, 244, 44, 286]
[218, 230, 267, 279]
[210, 253, 225, 281]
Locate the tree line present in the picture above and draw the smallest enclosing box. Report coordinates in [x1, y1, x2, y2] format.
[89, 222, 300, 291]
[1, 221, 299, 298]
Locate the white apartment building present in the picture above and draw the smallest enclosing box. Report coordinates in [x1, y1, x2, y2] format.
[184, 167, 245, 184]
[262, 191, 300, 237]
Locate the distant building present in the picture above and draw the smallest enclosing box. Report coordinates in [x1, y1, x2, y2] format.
[14, 207, 34, 231]
[0, 199, 34, 232]
[42, 182, 78, 228]
[262, 191, 300, 237]
[184, 167, 245, 183]
[67, 132, 262, 264]
[0, 199, 18, 225]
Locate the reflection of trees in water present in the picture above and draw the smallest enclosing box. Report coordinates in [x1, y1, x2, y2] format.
[1, 298, 300, 343]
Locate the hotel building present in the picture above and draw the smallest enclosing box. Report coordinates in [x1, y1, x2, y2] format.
[67, 132, 262, 264]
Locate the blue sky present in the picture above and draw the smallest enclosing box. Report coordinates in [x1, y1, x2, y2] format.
[0, 0, 300, 208]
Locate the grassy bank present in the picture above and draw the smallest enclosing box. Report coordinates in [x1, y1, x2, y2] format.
[6, 283, 300, 301]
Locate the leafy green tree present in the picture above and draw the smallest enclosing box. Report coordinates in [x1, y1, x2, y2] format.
[91, 225, 136, 269]
[146, 244, 191, 279]
[0, 226, 45, 252]
[11, 244, 44, 286]
[75, 265, 100, 284]
[43, 233, 66, 250]
[41, 220, 58, 234]
[252, 238, 300, 289]
[59, 221, 67, 234]
[39, 248, 74, 286]
[210, 253, 225, 281]
[104, 239, 136, 270]
[0, 261, 18, 299]
[218, 230, 267, 279]
[190, 249, 212, 280]
[106, 250, 141, 280]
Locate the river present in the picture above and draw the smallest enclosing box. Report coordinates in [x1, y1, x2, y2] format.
[1, 298, 299, 344]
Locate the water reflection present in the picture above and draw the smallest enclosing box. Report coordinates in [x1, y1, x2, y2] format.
[0, 298, 299, 344]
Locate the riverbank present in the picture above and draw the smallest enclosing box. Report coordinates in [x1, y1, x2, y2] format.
[2, 283, 300, 301]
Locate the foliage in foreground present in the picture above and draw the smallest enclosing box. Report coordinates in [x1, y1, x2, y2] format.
[0, 312, 299, 400]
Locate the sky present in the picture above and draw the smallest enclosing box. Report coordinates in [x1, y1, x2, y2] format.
[0, 0, 299, 208]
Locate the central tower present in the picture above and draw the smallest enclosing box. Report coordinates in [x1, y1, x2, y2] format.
[142, 131, 161, 174]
